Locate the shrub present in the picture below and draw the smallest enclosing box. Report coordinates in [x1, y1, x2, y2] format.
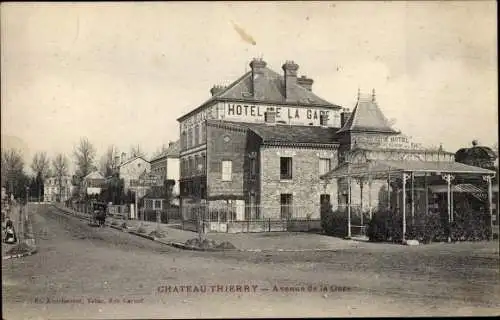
[120, 222, 128, 229]
[367, 209, 403, 242]
[321, 203, 348, 237]
[136, 225, 146, 234]
[149, 229, 166, 238]
[111, 221, 118, 226]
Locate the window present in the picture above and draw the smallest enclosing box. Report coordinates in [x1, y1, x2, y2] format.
[280, 194, 293, 220]
[319, 158, 331, 176]
[189, 157, 194, 176]
[194, 124, 200, 146]
[222, 160, 232, 181]
[280, 157, 292, 180]
[250, 158, 257, 177]
[201, 122, 206, 144]
[320, 194, 331, 206]
[187, 128, 193, 149]
[201, 153, 206, 174]
[320, 113, 328, 126]
[181, 131, 187, 150]
[154, 199, 162, 209]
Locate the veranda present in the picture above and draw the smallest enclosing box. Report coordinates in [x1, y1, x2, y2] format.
[321, 159, 497, 242]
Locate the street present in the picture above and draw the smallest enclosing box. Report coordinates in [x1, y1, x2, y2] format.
[2, 204, 499, 319]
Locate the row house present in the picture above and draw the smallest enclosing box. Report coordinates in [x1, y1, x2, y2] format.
[44, 176, 74, 202]
[150, 140, 180, 199]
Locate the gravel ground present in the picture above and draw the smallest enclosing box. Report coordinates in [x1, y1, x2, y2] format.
[2, 204, 499, 319]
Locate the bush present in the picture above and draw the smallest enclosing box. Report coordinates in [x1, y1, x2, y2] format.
[136, 225, 147, 234]
[111, 221, 118, 226]
[120, 222, 128, 229]
[320, 203, 348, 237]
[367, 209, 403, 242]
[149, 229, 166, 238]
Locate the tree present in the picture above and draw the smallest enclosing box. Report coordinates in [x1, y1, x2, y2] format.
[53, 153, 69, 202]
[31, 152, 50, 202]
[100, 145, 119, 177]
[130, 144, 145, 158]
[73, 137, 96, 179]
[1, 148, 28, 199]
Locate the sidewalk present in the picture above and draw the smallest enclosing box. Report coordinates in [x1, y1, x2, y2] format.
[55, 204, 368, 252]
[2, 203, 37, 260]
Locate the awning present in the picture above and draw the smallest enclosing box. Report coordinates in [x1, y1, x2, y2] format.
[428, 184, 486, 194]
[321, 160, 496, 180]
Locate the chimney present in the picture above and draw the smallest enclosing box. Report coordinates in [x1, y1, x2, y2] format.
[264, 107, 277, 124]
[169, 141, 174, 147]
[210, 85, 226, 96]
[297, 75, 314, 91]
[340, 108, 352, 127]
[121, 152, 127, 164]
[249, 58, 267, 99]
[282, 60, 299, 100]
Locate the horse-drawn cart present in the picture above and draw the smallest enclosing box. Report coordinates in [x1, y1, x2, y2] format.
[91, 201, 108, 227]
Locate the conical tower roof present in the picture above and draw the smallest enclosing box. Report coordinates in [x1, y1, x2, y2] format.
[337, 90, 398, 134]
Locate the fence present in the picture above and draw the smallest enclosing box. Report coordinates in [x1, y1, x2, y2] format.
[180, 203, 322, 233]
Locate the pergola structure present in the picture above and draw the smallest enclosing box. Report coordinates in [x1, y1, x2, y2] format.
[321, 159, 497, 241]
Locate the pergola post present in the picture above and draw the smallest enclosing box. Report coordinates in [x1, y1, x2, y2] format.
[411, 172, 415, 225]
[368, 176, 373, 220]
[359, 178, 364, 226]
[483, 175, 494, 241]
[387, 172, 391, 211]
[402, 173, 410, 242]
[442, 173, 455, 242]
[424, 173, 429, 216]
[346, 158, 352, 239]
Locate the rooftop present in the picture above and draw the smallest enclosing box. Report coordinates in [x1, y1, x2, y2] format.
[178, 58, 342, 122]
[151, 140, 180, 162]
[337, 90, 398, 134]
[207, 119, 339, 146]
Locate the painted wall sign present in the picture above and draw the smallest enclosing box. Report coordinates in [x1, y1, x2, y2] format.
[354, 134, 423, 150]
[224, 103, 339, 124]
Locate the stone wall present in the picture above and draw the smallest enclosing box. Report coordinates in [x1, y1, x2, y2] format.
[260, 146, 339, 219]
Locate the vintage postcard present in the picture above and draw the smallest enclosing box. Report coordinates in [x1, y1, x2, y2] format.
[1, 1, 498, 319]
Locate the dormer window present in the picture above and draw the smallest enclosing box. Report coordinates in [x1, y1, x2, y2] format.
[320, 113, 328, 126]
[264, 107, 276, 123]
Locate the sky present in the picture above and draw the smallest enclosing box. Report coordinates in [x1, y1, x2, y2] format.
[1, 1, 498, 174]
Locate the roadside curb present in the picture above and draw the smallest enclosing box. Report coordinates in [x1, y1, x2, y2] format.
[2, 245, 38, 260]
[128, 230, 156, 241]
[51, 205, 366, 253]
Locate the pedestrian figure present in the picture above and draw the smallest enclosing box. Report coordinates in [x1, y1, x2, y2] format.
[4, 217, 16, 244]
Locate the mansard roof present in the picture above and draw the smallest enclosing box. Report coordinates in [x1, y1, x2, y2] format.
[337, 92, 398, 134]
[178, 59, 341, 122]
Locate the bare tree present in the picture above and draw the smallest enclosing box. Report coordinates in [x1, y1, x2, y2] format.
[73, 137, 96, 179]
[130, 144, 145, 158]
[152, 144, 168, 158]
[52, 153, 69, 202]
[99, 145, 119, 177]
[31, 152, 51, 202]
[1, 148, 25, 197]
